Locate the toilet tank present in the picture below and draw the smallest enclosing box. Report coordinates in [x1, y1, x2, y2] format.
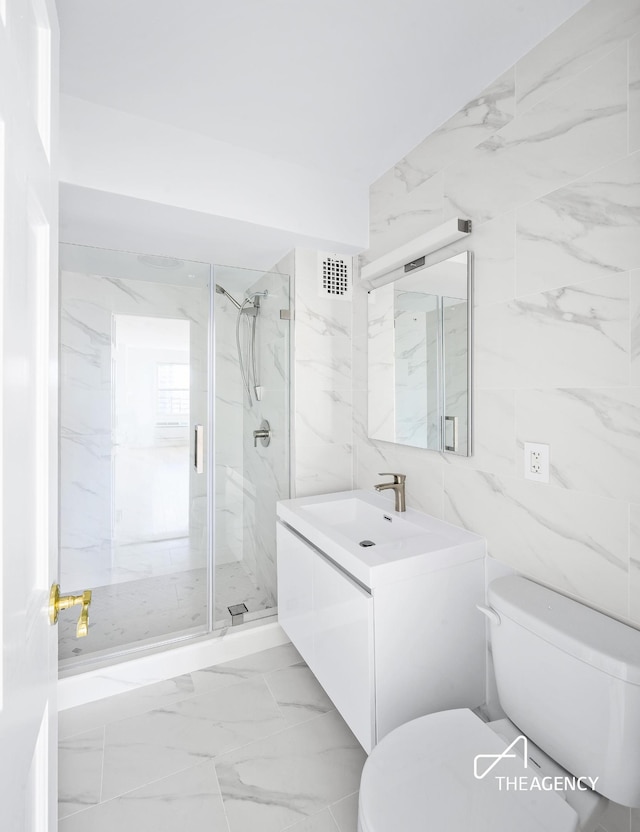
[488, 576, 640, 808]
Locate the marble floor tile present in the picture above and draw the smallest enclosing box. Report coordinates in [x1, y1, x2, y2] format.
[59, 674, 198, 739]
[329, 792, 359, 832]
[59, 761, 230, 832]
[59, 646, 363, 832]
[191, 643, 303, 697]
[215, 709, 366, 832]
[284, 810, 340, 832]
[59, 558, 271, 661]
[264, 664, 334, 727]
[59, 643, 303, 740]
[101, 676, 287, 800]
[58, 728, 104, 818]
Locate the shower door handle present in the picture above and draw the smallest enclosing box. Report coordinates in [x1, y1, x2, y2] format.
[194, 424, 204, 473]
[444, 415, 458, 453]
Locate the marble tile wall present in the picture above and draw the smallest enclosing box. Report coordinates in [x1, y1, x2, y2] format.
[214, 294, 245, 566]
[353, 3, 640, 825]
[293, 249, 354, 497]
[242, 254, 293, 606]
[351, 5, 640, 824]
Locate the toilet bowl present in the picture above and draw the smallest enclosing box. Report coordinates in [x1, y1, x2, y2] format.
[358, 576, 640, 831]
[358, 709, 603, 832]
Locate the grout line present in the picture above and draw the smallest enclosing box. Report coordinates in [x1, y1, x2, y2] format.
[98, 724, 106, 804]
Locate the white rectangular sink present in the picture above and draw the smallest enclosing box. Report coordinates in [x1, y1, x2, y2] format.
[300, 497, 427, 544]
[277, 489, 485, 589]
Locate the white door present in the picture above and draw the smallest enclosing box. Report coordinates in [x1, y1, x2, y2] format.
[0, 0, 59, 829]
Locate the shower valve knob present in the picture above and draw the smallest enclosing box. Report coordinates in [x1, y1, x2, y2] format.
[253, 420, 271, 448]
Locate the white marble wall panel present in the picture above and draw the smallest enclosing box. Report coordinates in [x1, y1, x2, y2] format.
[516, 152, 640, 296]
[353, 1, 640, 729]
[472, 213, 516, 307]
[632, 270, 640, 385]
[365, 171, 444, 266]
[630, 504, 640, 624]
[445, 47, 627, 225]
[632, 34, 640, 155]
[373, 70, 515, 205]
[293, 249, 353, 498]
[215, 293, 245, 565]
[516, 388, 640, 503]
[474, 273, 629, 389]
[241, 260, 291, 607]
[514, 0, 640, 114]
[443, 467, 629, 617]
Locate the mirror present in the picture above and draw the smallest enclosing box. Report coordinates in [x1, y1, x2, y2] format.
[367, 251, 472, 455]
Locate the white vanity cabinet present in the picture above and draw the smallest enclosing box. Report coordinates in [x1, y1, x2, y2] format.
[276, 490, 486, 753]
[277, 523, 375, 749]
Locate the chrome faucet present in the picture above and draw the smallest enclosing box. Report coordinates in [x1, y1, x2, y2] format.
[373, 473, 406, 512]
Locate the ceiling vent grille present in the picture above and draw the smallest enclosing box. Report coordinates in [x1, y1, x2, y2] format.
[318, 254, 352, 301]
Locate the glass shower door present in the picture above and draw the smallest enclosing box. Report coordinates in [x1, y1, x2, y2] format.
[58, 244, 212, 667]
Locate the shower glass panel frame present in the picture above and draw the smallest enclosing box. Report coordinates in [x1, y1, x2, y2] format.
[58, 243, 214, 670]
[58, 245, 292, 672]
[212, 264, 291, 629]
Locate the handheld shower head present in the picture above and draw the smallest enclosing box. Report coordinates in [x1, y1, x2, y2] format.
[215, 284, 242, 310]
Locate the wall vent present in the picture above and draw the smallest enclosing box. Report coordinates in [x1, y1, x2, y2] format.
[318, 254, 352, 301]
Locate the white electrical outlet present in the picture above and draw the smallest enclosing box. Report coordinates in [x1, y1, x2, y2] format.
[524, 442, 550, 483]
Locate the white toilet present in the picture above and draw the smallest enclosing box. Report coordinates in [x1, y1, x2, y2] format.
[358, 576, 640, 831]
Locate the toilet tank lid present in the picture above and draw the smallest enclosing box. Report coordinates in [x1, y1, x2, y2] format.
[488, 577, 640, 686]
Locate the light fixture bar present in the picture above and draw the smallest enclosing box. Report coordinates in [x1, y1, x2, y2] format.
[360, 217, 471, 284]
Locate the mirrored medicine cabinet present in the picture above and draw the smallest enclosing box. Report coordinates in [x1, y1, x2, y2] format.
[367, 249, 472, 456]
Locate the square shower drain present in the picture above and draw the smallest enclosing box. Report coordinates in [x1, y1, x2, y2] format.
[228, 603, 248, 624]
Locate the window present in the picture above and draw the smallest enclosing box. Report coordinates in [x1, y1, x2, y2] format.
[157, 363, 189, 418]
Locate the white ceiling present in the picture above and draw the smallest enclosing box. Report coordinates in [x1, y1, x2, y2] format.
[58, 0, 590, 187]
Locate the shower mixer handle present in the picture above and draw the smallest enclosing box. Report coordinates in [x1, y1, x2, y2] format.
[253, 420, 271, 448]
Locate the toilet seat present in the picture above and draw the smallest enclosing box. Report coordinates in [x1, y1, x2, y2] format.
[358, 709, 580, 832]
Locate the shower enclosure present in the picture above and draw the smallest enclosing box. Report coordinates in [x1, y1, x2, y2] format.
[58, 244, 290, 669]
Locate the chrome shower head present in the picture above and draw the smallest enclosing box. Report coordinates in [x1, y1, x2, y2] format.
[215, 284, 242, 310]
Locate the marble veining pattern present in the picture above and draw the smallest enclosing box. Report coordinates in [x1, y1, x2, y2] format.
[293, 249, 354, 497]
[59, 645, 363, 832]
[355, 1, 640, 714]
[445, 46, 628, 225]
[59, 558, 270, 662]
[516, 152, 640, 295]
[514, 0, 640, 113]
[631, 33, 640, 153]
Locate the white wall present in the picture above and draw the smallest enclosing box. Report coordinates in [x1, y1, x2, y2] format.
[59, 95, 369, 257]
[292, 249, 354, 497]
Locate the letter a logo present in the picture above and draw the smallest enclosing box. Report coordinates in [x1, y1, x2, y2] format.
[473, 735, 528, 779]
